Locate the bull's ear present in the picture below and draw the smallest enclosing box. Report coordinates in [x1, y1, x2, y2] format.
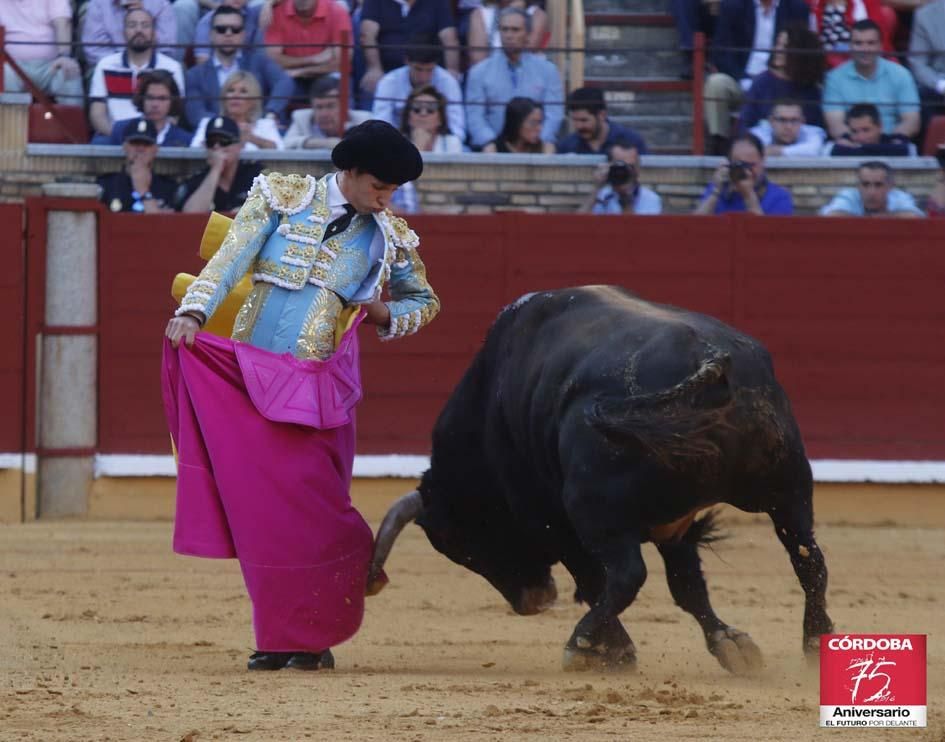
[367, 490, 424, 593]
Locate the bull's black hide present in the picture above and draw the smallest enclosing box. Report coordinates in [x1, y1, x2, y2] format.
[372, 286, 833, 673]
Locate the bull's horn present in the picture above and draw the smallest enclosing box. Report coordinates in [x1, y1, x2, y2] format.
[368, 489, 424, 588]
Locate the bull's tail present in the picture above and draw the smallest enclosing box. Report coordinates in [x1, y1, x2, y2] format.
[681, 508, 727, 548]
[586, 348, 734, 469]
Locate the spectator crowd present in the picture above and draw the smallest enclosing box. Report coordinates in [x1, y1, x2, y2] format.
[1, 0, 944, 216]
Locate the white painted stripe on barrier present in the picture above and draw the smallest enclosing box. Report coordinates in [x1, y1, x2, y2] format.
[811, 460, 945, 484]
[0, 453, 36, 474]
[3, 454, 945, 483]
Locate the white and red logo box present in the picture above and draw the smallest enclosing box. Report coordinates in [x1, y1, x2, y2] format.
[820, 634, 927, 728]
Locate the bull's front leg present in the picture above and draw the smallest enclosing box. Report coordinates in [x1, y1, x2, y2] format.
[562, 540, 645, 672]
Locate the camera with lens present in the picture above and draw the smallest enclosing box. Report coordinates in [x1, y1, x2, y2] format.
[607, 160, 635, 187]
[729, 160, 751, 183]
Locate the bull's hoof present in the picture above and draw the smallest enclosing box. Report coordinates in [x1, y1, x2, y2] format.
[562, 639, 637, 673]
[708, 628, 764, 676]
[803, 634, 824, 664]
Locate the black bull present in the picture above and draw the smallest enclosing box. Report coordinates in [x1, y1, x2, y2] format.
[368, 286, 833, 673]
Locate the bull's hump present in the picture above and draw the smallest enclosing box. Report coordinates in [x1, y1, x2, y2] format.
[585, 285, 683, 324]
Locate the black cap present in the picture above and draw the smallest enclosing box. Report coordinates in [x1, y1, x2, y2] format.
[331, 120, 423, 185]
[122, 117, 158, 144]
[205, 115, 240, 145]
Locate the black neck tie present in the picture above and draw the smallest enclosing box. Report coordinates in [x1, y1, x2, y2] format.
[324, 203, 357, 238]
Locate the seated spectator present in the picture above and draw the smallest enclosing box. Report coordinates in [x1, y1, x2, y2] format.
[908, 0, 945, 122]
[811, 0, 896, 68]
[192, 0, 265, 64]
[694, 133, 793, 215]
[750, 100, 827, 157]
[185, 6, 294, 129]
[0, 0, 84, 104]
[465, 7, 563, 149]
[359, 0, 460, 98]
[178, 115, 263, 213]
[820, 161, 924, 217]
[373, 33, 466, 143]
[99, 69, 192, 146]
[81, 0, 178, 67]
[557, 87, 647, 155]
[191, 71, 284, 149]
[483, 97, 554, 153]
[264, 0, 353, 99]
[467, 0, 550, 66]
[823, 19, 920, 141]
[739, 27, 827, 133]
[98, 118, 177, 213]
[824, 103, 916, 155]
[703, 0, 811, 154]
[578, 138, 662, 215]
[400, 85, 464, 152]
[284, 75, 370, 148]
[88, 8, 185, 139]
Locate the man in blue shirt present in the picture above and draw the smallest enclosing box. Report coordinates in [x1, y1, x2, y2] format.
[464, 7, 563, 149]
[823, 19, 920, 140]
[694, 133, 794, 215]
[557, 87, 647, 155]
[372, 33, 465, 143]
[184, 6, 295, 128]
[820, 161, 925, 217]
[578, 139, 662, 215]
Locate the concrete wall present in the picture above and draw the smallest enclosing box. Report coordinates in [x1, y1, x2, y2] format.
[2, 93, 941, 215]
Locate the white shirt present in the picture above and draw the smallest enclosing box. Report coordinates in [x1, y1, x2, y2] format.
[750, 119, 828, 157]
[744, 0, 780, 81]
[190, 116, 284, 150]
[327, 173, 388, 303]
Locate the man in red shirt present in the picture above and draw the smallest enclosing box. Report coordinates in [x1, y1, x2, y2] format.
[264, 0, 353, 99]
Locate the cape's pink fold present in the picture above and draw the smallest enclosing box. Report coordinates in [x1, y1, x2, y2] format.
[161, 324, 372, 652]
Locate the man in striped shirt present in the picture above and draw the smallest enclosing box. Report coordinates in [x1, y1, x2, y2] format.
[88, 7, 184, 138]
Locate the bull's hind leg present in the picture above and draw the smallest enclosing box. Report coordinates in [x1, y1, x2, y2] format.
[657, 537, 763, 675]
[561, 538, 645, 672]
[768, 494, 834, 660]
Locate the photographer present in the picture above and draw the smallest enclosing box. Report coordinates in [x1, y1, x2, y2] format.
[578, 140, 662, 215]
[694, 134, 794, 215]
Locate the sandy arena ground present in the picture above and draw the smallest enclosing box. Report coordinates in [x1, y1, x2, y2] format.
[1, 495, 943, 742]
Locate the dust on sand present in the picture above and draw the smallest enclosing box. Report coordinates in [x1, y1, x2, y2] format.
[1, 506, 943, 742]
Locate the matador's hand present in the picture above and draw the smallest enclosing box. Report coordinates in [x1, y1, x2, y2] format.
[166, 315, 201, 348]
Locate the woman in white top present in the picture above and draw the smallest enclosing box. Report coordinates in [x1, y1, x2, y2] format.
[191, 70, 283, 151]
[467, 0, 550, 66]
[399, 85, 464, 154]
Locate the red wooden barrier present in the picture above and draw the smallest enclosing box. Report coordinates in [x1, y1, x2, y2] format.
[0, 204, 26, 453]
[94, 212, 945, 460]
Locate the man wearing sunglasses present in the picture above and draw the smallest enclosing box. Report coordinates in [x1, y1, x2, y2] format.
[185, 6, 294, 129]
[191, 0, 265, 65]
[97, 118, 177, 213]
[178, 115, 263, 213]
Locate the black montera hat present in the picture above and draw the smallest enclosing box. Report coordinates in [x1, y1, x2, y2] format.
[122, 117, 158, 144]
[331, 120, 423, 185]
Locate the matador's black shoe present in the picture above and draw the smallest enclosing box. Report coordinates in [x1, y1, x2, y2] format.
[285, 649, 335, 671]
[247, 651, 294, 671]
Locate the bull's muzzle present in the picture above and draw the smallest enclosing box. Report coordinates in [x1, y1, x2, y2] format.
[513, 576, 558, 615]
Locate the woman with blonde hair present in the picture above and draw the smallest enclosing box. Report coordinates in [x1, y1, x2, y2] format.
[191, 70, 284, 151]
